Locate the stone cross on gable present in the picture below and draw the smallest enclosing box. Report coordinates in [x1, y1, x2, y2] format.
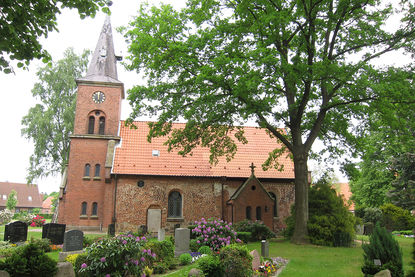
[250, 162, 256, 175]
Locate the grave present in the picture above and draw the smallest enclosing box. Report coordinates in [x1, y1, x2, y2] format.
[147, 209, 161, 234]
[174, 228, 190, 257]
[108, 223, 115, 236]
[158, 228, 165, 241]
[63, 230, 84, 252]
[261, 240, 269, 258]
[42, 223, 66, 245]
[4, 221, 27, 243]
[250, 249, 261, 271]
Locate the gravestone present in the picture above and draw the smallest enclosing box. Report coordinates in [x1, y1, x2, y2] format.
[158, 228, 165, 241]
[4, 221, 27, 243]
[261, 240, 269, 258]
[63, 230, 84, 252]
[374, 269, 391, 277]
[374, 259, 382, 266]
[174, 228, 190, 257]
[108, 224, 115, 236]
[138, 225, 147, 235]
[42, 223, 66, 245]
[147, 209, 161, 234]
[356, 224, 364, 236]
[250, 249, 261, 271]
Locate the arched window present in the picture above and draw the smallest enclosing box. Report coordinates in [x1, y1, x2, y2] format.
[168, 191, 182, 218]
[246, 206, 252, 220]
[84, 164, 91, 177]
[94, 164, 101, 177]
[256, 206, 262, 220]
[268, 192, 278, 217]
[92, 202, 98, 216]
[88, 116, 95, 134]
[81, 202, 87, 215]
[98, 117, 105, 135]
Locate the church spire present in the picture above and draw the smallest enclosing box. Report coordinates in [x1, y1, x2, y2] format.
[78, 16, 121, 84]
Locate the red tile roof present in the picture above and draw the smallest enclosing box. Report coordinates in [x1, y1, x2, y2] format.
[113, 121, 295, 179]
[42, 196, 54, 209]
[0, 182, 43, 208]
[337, 182, 355, 211]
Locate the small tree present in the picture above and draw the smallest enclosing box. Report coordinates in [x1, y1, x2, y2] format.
[6, 190, 18, 211]
[362, 223, 403, 277]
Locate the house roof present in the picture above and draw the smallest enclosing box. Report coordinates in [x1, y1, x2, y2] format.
[229, 173, 275, 201]
[112, 121, 295, 179]
[0, 182, 43, 208]
[337, 182, 355, 211]
[42, 196, 54, 209]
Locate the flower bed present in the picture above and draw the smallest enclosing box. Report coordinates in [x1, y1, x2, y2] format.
[255, 257, 289, 277]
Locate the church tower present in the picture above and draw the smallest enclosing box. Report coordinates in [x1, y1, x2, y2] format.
[58, 17, 124, 231]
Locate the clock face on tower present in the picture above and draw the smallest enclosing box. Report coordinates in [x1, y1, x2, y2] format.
[92, 91, 106, 103]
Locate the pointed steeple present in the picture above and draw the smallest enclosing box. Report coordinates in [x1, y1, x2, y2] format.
[78, 16, 121, 84]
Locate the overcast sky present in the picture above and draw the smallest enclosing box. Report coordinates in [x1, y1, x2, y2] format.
[0, 1, 407, 194]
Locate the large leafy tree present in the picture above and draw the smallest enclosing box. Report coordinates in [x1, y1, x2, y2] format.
[0, 0, 107, 73]
[388, 153, 415, 210]
[122, 0, 415, 243]
[345, 69, 415, 208]
[21, 48, 90, 184]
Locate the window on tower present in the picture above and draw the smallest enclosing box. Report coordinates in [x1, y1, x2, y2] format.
[84, 164, 91, 177]
[94, 164, 101, 177]
[88, 116, 95, 134]
[81, 202, 87, 215]
[256, 206, 262, 220]
[92, 202, 98, 216]
[99, 117, 105, 135]
[246, 206, 252, 220]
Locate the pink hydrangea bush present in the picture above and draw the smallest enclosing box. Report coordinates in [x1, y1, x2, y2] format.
[192, 218, 242, 251]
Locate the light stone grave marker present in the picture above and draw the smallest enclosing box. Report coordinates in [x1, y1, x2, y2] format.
[158, 228, 165, 241]
[250, 249, 261, 271]
[147, 209, 161, 234]
[174, 228, 190, 257]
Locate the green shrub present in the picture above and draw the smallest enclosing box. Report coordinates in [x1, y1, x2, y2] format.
[380, 203, 415, 231]
[64, 253, 79, 266]
[29, 238, 51, 253]
[363, 207, 383, 225]
[197, 254, 223, 277]
[78, 234, 155, 276]
[198, 245, 212, 255]
[0, 242, 57, 277]
[188, 225, 197, 239]
[234, 220, 275, 241]
[236, 232, 252, 243]
[74, 253, 89, 277]
[190, 239, 199, 252]
[179, 253, 192, 265]
[407, 237, 415, 277]
[14, 211, 35, 224]
[364, 222, 374, 235]
[145, 240, 175, 274]
[362, 223, 403, 277]
[392, 230, 414, 236]
[219, 244, 252, 277]
[82, 236, 95, 248]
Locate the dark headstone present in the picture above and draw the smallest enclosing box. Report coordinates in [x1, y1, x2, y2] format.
[42, 223, 66, 245]
[63, 230, 84, 252]
[108, 224, 115, 237]
[261, 240, 269, 258]
[138, 225, 147, 234]
[4, 221, 28, 243]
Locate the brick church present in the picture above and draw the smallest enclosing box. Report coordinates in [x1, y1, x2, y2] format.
[57, 17, 296, 234]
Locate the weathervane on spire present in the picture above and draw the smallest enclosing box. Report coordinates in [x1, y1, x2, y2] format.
[250, 163, 256, 175]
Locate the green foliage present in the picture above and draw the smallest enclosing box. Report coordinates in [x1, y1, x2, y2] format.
[219, 244, 253, 277]
[6, 190, 18, 211]
[15, 211, 35, 224]
[79, 234, 155, 276]
[179, 253, 192, 265]
[21, 48, 90, 183]
[233, 220, 275, 241]
[197, 254, 223, 277]
[190, 239, 199, 252]
[198, 245, 213, 255]
[29, 238, 51, 253]
[0, 242, 57, 277]
[82, 236, 96, 248]
[236, 232, 252, 243]
[389, 153, 415, 210]
[64, 253, 79, 266]
[286, 175, 355, 246]
[0, 0, 107, 73]
[145, 240, 175, 274]
[380, 204, 415, 232]
[123, 0, 415, 244]
[362, 224, 404, 277]
[407, 238, 415, 277]
[74, 253, 89, 277]
[363, 207, 384, 225]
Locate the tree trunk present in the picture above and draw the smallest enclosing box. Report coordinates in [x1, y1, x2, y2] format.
[291, 151, 309, 244]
